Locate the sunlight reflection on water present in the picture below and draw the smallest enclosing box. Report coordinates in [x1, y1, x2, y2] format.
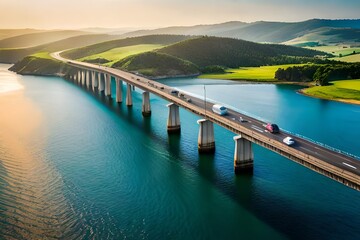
[0, 64, 23, 94]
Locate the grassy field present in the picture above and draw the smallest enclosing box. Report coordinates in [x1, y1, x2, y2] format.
[307, 46, 360, 56]
[78, 44, 164, 65]
[199, 64, 304, 81]
[30, 52, 53, 59]
[332, 54, 360, 63]
[302, 79, 360, 102]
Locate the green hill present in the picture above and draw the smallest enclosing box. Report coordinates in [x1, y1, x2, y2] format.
[79, 44, 166, 66]
[0, 34, 122, 63]
[112, 52, 200, 78]
[0, 30, 87, 48]
[9, 52, 72, 76]
[10, 35, 330, 79]
[157, 36, 329, 68]
[61, 35, 194, 60]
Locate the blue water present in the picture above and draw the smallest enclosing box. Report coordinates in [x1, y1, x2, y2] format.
[1, 67, 360, 239]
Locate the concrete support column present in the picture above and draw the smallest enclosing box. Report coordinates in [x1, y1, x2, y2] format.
[197, 119, 215, 153]
[86, 71, 90, 88]
[142, 92, 151, 117]
[81, 71, 85, 85]
[126, 83, 133, 106]
[99, 73, 105, 92]
[167, 103, 180, 133]
[91, 71, 97, 90]
[94, 72, 99, 88]
[105, 74, 112, 97]
[115, 78, 123, 103]
[233, 135, 254, 173]
[77, 71, 81, 84]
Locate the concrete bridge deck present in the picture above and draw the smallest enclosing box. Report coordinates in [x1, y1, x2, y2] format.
[52, 52, 360, 191]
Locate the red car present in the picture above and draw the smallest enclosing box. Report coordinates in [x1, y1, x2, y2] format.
[266, 123, 279, 133]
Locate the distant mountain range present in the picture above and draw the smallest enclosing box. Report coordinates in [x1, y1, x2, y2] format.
[0, 30, 89, 48]
[116, 19, 360, 45]
[0, 34, 122, 63]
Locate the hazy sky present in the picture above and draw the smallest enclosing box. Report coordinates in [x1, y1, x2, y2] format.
[0, 0, 359, 29]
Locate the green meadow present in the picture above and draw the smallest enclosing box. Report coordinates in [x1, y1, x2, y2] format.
[199, 64, 304, 81]
[78, 44, 164, 65]
[307, 46, 360, 57]
[333, 54, 360, 63]
[302, 79, 360, 102]
[30, 51, 53, 59]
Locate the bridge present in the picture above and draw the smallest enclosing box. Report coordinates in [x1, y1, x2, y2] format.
[52, 52, 360, 191]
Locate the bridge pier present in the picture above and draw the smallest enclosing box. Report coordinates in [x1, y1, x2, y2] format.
[233, 135, 254, 173]
[116, 78, 123, 103]
[86, 71, 90, 88]
[99, 73, 105, 92]
[126, 83, 133, 106]
[167, 103, 180, 133]
[82, 71, 86, 86]
[77, 71, 81, 84]
[197, 119, 215, 153]
[142, 92, 151, 117]
[92, 71, 98, 91]
[105, 74, 112, 97]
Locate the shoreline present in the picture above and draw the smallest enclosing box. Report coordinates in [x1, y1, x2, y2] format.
[298, 88, 360, 106]
[8, 66, 359, 106]
[198, 75, 314, 86]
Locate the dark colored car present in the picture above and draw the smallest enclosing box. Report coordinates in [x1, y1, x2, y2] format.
[266, 123, 279, 133]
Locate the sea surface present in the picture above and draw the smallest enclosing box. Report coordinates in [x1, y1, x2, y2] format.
[0, 64, 360, 239]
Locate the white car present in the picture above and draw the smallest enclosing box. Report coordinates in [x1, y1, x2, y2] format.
[283, 137, 295, 146]
[212, 104, 228, 115]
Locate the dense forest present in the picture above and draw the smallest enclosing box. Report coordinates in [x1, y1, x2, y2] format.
[157, 36, 330, 68]
[112, 52, 200, 77]
[275, 63, 360, 85]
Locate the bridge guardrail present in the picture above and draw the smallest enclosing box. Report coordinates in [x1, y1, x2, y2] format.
[182, 91, 360, 162]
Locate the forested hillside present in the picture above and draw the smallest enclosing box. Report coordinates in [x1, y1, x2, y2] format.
[158, 36, 329, 68]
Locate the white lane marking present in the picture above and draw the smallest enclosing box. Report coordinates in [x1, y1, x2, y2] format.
[300, 146, 320, 155]
[342, 162, 357, 169]
[299, 146, 308, 151]
[251, 125, 264, 133]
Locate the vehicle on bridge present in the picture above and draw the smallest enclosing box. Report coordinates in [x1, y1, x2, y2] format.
[283, 136, 295, 146]
[178, 93, 185, 98]
[212, 104, 228, 115]
[170, 90, 179, 95]
[239, 117, 247, 122]
[266, 123, 279, 133]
